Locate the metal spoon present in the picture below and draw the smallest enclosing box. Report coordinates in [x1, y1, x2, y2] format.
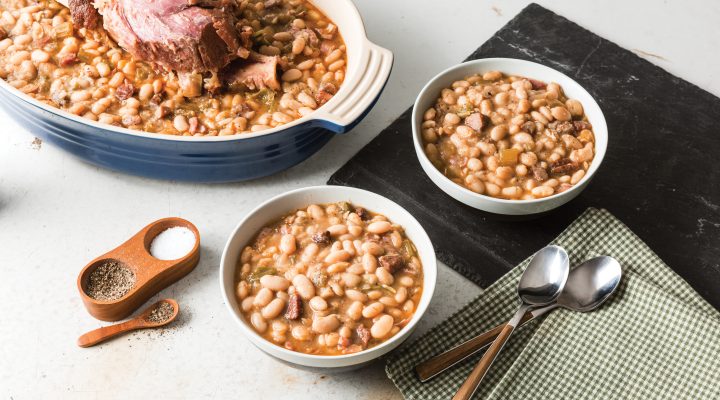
[416, 256, 622, 382]
[452, 245, 569, 400]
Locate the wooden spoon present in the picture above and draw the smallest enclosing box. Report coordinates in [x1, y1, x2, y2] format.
[77, 299, 179, 348]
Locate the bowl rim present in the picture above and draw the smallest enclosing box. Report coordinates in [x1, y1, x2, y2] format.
[219, 185, 437, 362]
[411, 57, 608, 205]
[0, 0, 372, 143]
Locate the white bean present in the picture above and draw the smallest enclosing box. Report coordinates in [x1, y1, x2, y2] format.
[394, 287, 408, 303]
[327, 224, 348, 236]
[251, 312, 267, 332]
[292, 326, 311, 341]
[279, 234, 296, 254]
[342, 272, 362, 288]
[282, 68, 302, 82]
[398, 275, 414, 287]
[292, 274, 315, 299]
[362, 253, 378, 273]
[236, 281, 249, 300]
[253, 287, 273, 308]
[241, 296, 255, 312]
[260, 275, 290, 292]
[371, 314, 394, 339]
[312, 315, 340, 334]
[361, 242, 385, 256]
[30, 49, 49, 63]
[379, 296, 398, 307]
[309, 296, 328, 311]
[376, 267, 394, 285]
[346, 301, 363, 320]
[261, 298, 286, 319]
[325, 250, 351, 263]
[173, 115, 189, 132]
[362, 302, 384, 318]
[367, 221, 392, 234]
[345, 289, 368, 302]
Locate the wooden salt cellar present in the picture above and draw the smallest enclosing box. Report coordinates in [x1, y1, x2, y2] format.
[77, 217, 200, 321]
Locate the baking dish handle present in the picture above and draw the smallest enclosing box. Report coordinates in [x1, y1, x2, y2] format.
[311, 41, 393, 133]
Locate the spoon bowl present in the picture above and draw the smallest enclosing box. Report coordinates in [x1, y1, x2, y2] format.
[557, 256, 622, 312]
[518, 245, 570, 305]
[138, 299, 180, 327]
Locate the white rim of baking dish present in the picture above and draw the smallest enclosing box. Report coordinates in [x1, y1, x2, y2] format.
[219, 185, 437, 365]
[412, 57, 608, 206]
[0, 0, 393, 141]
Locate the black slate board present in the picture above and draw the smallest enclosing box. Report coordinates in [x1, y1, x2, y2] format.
[329, 4, 720, 309]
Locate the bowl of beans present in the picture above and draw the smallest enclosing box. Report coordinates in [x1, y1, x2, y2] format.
[219, 185, 436, 369]
[413, 58, 608, 215]
[0, 0, 392, 182]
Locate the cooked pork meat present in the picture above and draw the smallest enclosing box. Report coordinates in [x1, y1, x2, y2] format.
[69, 0, 250, 73]
[222, 53, 281, 91]
[68, 0, 100, 29]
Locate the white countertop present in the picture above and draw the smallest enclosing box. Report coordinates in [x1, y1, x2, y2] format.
[2, 0, 719, 398]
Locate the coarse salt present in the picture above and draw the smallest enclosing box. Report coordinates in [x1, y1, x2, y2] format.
[150, 226, 196, 260]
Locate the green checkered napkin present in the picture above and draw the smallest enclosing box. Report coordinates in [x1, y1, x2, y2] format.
[386, 208, 720, 399]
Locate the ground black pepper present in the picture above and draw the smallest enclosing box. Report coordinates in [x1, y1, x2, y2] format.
[85, 261, 135, 301]
[146, 301, 175, 324]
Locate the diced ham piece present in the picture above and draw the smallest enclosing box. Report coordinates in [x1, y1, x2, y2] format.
[338, 336, 351, 349]
[554, 121, 575, 136]
[573, 121, 593, 131]
[292, 28, 319, 47]
[315, 82, 336, 106]
[532, 166, 548, 182]
[312, 231, 332, 246]
[528, 78, 547, 90]
[356, 325, 371, 348]
[58, 53, 79, 67]
[284, 293, 302, 320]
[115, 82, 134, 100]
[465, 113, 485, 132]
[354, 207, 370, 220]
[379, 254, 405, 274]
[549, 158, 580, 174]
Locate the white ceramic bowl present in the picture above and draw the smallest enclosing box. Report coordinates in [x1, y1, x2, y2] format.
[219, 185, 437, 369]
[412, 58, 608, 215]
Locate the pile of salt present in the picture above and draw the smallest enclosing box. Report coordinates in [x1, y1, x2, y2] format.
[150, 226, 196, 260]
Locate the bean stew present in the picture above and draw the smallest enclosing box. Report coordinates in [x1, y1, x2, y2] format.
[422, 71, 596, 200]
[235, 202, 424, 355]
[0, 0, 346, 136]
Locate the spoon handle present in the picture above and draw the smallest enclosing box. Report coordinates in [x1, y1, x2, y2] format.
[77, 319, 143, 348]
[415, 311, 535, 382]
[452, 306, 528, 400]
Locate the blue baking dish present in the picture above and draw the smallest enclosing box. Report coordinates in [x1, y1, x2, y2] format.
[0, 0, 393, 182]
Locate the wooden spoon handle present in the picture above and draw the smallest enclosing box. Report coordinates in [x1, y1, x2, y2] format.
[452, 323, 516, 400]
[415, 312, 533, 382]
[77, 320, 143, 348]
